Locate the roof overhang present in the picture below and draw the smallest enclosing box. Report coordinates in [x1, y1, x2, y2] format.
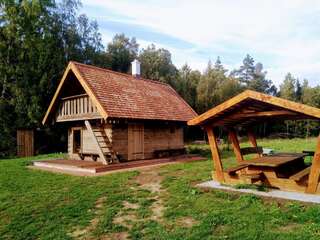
[188, 90, 320, 128]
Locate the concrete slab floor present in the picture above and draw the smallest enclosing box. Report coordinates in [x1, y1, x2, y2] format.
[197, 180, 320, 204]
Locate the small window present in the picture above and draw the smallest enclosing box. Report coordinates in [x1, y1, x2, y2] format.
[73, 129, 82, 153]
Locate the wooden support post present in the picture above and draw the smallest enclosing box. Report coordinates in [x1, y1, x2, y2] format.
[306, 134, 320, 194]
[228, 128, 244, 163]
[205, 126, 225, 182]
[248, 130, 261, 157]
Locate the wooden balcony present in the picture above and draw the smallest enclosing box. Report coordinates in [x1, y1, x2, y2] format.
[56, 94, 102, 122]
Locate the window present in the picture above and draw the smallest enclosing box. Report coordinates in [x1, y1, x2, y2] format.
[73, 129, 82, 153]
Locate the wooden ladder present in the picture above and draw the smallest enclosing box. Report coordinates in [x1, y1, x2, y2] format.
[84, 120, 118, 165]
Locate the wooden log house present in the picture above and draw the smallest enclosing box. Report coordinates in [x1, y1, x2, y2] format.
[188, 90, 320, 194]
[42, 61, 197, 164]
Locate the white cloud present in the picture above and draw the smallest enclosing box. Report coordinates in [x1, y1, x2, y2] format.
[82, 0, 320, 86]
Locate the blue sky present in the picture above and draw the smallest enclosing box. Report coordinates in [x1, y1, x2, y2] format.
[81, 0, 320, 86]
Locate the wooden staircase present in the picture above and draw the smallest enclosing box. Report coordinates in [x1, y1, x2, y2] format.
[85, 120, 118, 165]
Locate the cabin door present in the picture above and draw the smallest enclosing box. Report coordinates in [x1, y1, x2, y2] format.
[128, 123, 144, 160]
[73, 128, 82, 153]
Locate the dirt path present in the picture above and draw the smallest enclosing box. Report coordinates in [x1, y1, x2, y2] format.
[109, 166, 166, 239]
[70, 165, 198, 239]
[70, 166, 167, 239]
[134, 166, 166, 221]
[70, 166, 198, 240]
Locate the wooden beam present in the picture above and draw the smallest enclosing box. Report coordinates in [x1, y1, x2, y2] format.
[212, 110, 298, 127]
[232, 110, 297, 118]
[84, 120, 108, 165]
[205, 126, 224, 182]
[248, 130, 261, 157]
[228, 128, 244, 163]
[61, 93, 88, 101]
[56, 115, 102, 122]
[306, 134, 320, 193]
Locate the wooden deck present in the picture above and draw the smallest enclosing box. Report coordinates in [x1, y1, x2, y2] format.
[33, 155, 206, 174]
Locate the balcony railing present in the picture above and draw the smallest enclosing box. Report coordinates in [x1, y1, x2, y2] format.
[56, 94, 101, 122]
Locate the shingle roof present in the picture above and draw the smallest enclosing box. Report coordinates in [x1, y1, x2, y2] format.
[66, 62, 197, 122]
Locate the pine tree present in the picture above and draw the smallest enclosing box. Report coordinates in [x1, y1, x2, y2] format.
[230, 54, 276, 94]
[197, 60, 227, 113]
[213, 56, 227, 73]
[295, 79, 302, 102]
[177, 64, 201, 110]
[279, 73, 296, 101]
[230, 54, 255, 85]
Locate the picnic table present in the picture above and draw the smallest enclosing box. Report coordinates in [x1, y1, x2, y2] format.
[247, 153, 308, 167]
[227, 152, 310, 186]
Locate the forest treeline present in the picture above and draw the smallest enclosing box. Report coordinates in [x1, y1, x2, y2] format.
[1, 0, 320, 156]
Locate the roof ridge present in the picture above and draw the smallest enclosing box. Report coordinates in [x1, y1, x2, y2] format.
[70, 61, 171, 87]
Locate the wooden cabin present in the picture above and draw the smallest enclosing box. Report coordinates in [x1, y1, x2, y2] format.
[42, 61, 197, 164]
[188, 90, 320, 194]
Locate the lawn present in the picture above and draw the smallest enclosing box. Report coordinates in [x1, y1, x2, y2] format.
[1, 138, 320, 240]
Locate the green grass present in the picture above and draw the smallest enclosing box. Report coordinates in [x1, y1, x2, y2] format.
[1, 138, 320, 239]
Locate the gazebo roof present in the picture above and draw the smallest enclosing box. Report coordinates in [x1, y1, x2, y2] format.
[188, 90, 320, 127]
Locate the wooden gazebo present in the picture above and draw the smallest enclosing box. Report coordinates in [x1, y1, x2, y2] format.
[188, 90, 320, 194]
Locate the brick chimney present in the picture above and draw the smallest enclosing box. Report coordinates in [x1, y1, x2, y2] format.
[131, 59, 141, 78]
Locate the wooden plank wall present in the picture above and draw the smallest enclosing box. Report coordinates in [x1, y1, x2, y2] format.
[68, 124, 112, 162]
[128, 123, 144, 160]
[113, 122, 184, 160]
[143, 123, 184, 159]
[17, 129, 34, 157]
[112, 123, 129, 160]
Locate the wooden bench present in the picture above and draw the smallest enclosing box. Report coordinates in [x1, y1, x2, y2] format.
[227, 164, 249, 175]
[240, 146, 263, 156]
[154, 148, 186, 158]
[79, 152, 120, 162]
[79, 152, 99, 161]
[289, 166, 311, 181]
[241, 172, 263, 182]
